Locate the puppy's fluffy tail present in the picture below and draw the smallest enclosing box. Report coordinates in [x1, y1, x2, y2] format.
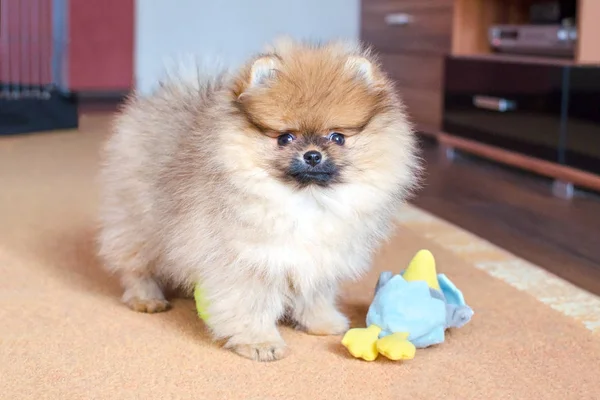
[144, 54, 232, 101]
[112, 55, 232, 140]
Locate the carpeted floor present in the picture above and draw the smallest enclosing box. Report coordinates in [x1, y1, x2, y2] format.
[1, 115, 600, 400]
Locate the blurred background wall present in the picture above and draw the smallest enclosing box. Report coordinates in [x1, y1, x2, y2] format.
[134, 0, 360, 94]
[1, 0, 359, 99]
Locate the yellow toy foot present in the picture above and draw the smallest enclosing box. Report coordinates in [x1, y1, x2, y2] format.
[376, 332, 416, 361]
[341, 325, 382, 361]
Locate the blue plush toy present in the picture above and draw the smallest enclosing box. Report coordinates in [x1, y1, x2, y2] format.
[341, 249, 474, 361]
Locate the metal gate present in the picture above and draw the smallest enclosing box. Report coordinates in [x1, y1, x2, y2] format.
[0, 0, 77, 135]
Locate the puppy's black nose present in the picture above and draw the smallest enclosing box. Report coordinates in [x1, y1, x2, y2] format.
[303, 150, 322, 167]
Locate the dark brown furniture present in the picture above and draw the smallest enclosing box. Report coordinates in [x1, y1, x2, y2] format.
[361, 0, 453, 133]
[360, 0, 600, 196]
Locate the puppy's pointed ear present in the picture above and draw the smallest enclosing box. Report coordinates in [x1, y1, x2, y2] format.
[345, 56, 375, 84]
[249, 56, 280, 88]
[235, 56, 281, 100]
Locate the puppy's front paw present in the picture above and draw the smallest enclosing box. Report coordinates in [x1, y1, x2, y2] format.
[125, 297, 171, 313]
[298, 309, 349, 336]
[121, 277, 170, 313]
[229, 341, 289, 362]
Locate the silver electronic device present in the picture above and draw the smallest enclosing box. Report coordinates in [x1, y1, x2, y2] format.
[489, 24, 577, 57]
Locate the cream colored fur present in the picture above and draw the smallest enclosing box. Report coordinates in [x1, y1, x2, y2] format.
[97, 38, 419, 361]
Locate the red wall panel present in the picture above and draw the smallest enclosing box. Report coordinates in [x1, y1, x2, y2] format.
[66, 0, 134, 92]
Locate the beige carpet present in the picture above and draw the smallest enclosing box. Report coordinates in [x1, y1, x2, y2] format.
[1, 115, 600, 400]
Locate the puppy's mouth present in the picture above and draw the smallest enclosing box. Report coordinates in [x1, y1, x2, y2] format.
[285, 159, 340, 187]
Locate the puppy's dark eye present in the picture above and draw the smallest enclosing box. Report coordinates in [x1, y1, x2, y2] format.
[328, 132, 345, 146]
[277, 133, 295, 146]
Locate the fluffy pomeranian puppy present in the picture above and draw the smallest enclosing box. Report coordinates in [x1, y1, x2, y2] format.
[97, 37, 419, 361]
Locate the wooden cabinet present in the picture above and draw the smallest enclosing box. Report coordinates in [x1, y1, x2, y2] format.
[361, 0, 454, 133]
[360, 0, 600, 194]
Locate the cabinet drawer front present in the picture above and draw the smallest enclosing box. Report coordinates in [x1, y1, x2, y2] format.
[378, 53, 444, 131]
[397, 85, 442, 130]
[379, 53, 443, 92]
[442, 57, 565, 162]
[361, 0, 453, 55]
